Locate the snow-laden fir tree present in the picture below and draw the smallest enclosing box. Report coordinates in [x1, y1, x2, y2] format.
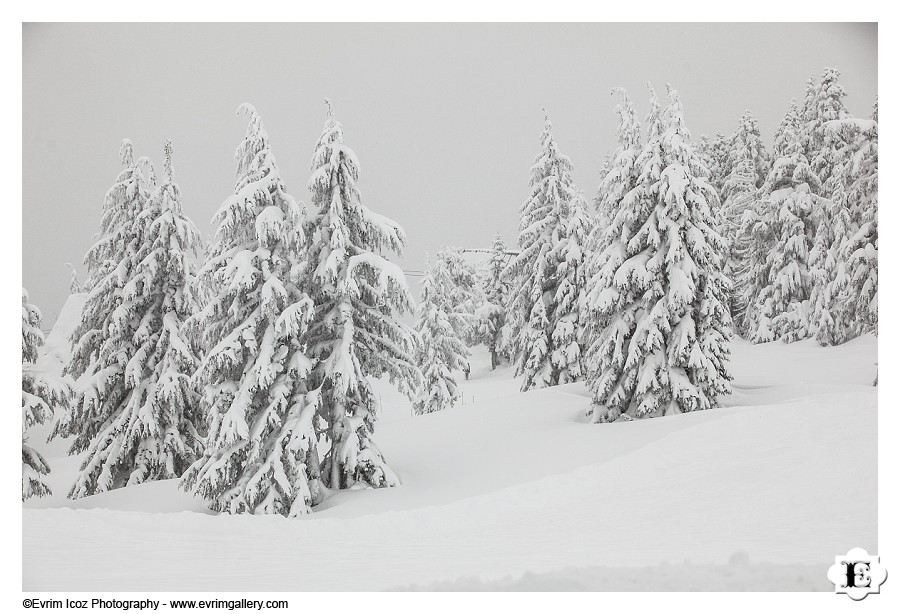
[504, 114, 559, 391]
[436, 246, 484, 348]
[718, 147, 758, 324]
[477, 232, 510, 370]
[842, 105, 878, 338]
[65, 141, 152, 388]
[181, 105, 320, 516]
[735, 188, 775, 338]
[808, 68, 850, 197]
[706, 131, 733, 195]
[696, 134, 716, 186]
[584, 84, 732, 423]
[809, 111, 878, 344]
[549, 189, 590, 385]
[745, 110, 823, 344]
[799, 74, 818, 159]
[807, 120, 855, 346]
[583, 85, 665, 421]
[52, 141, 204, 499]
[413, 256, 470, 414]
[582, 89, 643, 378]
[740, 99, 803, 338]
[697, 132, 732, 197]
[82, 140, 152, 291]
[22, 289, 72, 500]
[51, 143, 156, 482]
[726, 110, 770, 190]
[485, 233, 511, 306]
[505, 111, 587, 391]
[636, 84, 731, 413]
[773, 99, 803, 161]
[592, 89, 642, 233]
[304, 99, 421, 490]
[763, 188, 818, 343]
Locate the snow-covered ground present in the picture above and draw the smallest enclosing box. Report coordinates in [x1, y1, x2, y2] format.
[23, 305, 877, 591]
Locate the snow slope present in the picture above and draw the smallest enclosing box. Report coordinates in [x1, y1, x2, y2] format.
[27, 292, 86, 459]
[38, 292, 86, 374]
[23, 318, 877, 591]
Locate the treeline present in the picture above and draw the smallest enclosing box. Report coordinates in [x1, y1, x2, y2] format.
[413, 68, 877, 422]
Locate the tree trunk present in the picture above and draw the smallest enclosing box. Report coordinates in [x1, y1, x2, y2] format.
[306, 442, 324, 506]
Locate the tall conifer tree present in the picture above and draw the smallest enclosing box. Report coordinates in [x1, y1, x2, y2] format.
[505, 112, 587, 391]
[584, 84, 731, 422]
[54, 141, 204, 498]
[304, 99, 421, 490]
[181, 106, 320, 516]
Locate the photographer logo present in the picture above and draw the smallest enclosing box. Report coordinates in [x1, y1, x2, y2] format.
[827, 547, 887, 600]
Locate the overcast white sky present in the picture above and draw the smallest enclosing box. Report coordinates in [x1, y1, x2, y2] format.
[23, 22, 877, 323]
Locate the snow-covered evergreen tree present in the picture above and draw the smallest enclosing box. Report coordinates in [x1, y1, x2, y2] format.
[809, 113, 878, 344]
[727, 110, 770, 189]
[583, 85, 665, 421]
[709, 131, 733, 195]
[549, 190, 590, 385]
[718, 147, 758, 324]
[484, 233, 510, 315]
[843, 132, 877, 339]
[696, 134, 715, 182]
[584, 84, 731, 422]
[304, 99, 421, 490]
[436, 246, 483, 347]
[720, 147, 758, 241]
[764, 187, 818, 343]
[593, 89, 642, 233]
[808, 68, 850, 197]
[799, 74, 818, 160]
[746, 112, 823, 344]
[65, 142, 152, 388]
[22, 289, 72, 500]
[52, 141, 204, 499]
[741, 100, 800, 339]
[697, 131, 732, 196]
[413, 257, 470, 414]
[82, 140, 150, 291]
[772, 99, 801, 161]
[843, 101, 878, 336]
[736, 194, 774, 338]
[808, 121, 853, 346]
[180, 105, 320, 517]
[505, 111, 587, 391]
[52, 142, 156, 481]
[478, 233, 510, 370]
[583, 89, 643, 376]
[735, 99, 803, 337]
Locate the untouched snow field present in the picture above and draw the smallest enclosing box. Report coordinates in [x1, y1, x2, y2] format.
[23, 303, 877, 590]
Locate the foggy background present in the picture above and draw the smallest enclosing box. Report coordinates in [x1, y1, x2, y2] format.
[23, 22, 877, 324]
